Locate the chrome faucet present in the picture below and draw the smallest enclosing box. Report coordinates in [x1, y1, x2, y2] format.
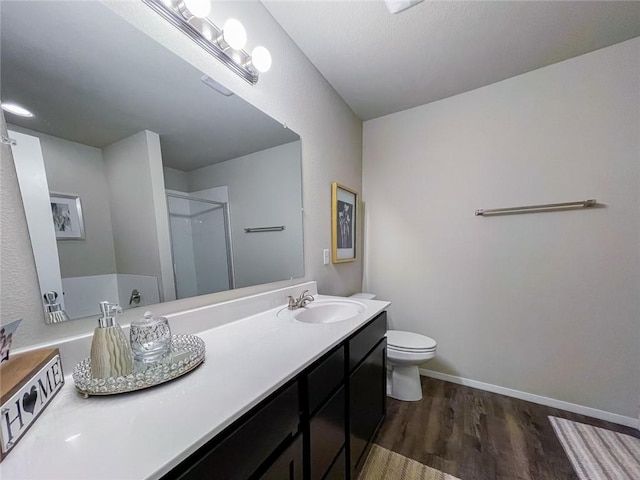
[287, 290, 315, 310]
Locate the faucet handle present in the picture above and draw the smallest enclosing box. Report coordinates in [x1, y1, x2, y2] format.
[287, 296, 297, 310]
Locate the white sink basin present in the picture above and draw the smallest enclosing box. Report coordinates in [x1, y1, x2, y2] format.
[279, 299, 366, 324]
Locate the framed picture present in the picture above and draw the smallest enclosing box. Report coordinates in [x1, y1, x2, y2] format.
[331, 182, 357, 263]
[50, 193, 85, 240]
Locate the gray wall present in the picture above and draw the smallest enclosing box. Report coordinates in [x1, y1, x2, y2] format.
[189, 141, 303, 288]
[1, 0, 362, 348]
[363, 38, 640, 420]
[102, 130, 174, 301]
[163, 166, 188, 192]
[8, 126, 117, 278]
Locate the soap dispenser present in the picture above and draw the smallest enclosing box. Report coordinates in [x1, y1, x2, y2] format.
[90, 301, 134, 378]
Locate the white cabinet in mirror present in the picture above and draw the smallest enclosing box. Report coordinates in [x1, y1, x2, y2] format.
[1, 1, 303, 322]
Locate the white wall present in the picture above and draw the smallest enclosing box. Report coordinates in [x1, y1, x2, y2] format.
[363, 39, 640, 420]
[102, 130, 175, 302]
[189, 141, 303, 288]
[1, 0, 362, 348]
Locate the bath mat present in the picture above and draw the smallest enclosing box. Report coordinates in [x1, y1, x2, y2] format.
[358, 444, 460, 480]
[549, 416, 640, 480]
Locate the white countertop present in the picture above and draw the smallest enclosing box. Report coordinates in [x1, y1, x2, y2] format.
[0, 293, 389, 480]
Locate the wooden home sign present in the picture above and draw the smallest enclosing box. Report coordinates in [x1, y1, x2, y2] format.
[0, 348, 64, 460]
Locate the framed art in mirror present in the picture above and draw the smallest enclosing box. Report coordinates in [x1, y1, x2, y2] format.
[331, 182, 357, 263]
[49, 194, 84, 240]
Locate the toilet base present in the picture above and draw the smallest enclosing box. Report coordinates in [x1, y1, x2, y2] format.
[387, 364, 423, 401]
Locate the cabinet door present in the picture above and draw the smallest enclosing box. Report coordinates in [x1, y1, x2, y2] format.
[323, 448, 346, 480]
[309, 387, 345, 480]
[349, 340, 386, 475]
[259, 434, 303, 480]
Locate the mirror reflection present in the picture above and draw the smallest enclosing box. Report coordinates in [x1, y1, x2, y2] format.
[2, 1, 303, 320]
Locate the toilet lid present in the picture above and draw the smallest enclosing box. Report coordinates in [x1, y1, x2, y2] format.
[386, 330, 437, 351]
[388, 345, 436, 354]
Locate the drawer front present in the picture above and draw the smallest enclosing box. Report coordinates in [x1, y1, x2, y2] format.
[349, 311, 386, 371]
[307, 346, 345, 415]
[309, 386, 345, 480]
[259, 434, 303, 480]
[176, 381, 299, 480]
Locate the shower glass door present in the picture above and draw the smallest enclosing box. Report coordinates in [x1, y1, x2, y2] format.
[167, 194, 234, 299]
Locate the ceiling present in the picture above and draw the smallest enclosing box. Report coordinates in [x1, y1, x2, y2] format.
[1, 1, 298, 171]
[264, 1, 640, 121]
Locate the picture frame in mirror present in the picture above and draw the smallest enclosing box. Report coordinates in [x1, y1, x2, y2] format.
[49, 193, 84, 240]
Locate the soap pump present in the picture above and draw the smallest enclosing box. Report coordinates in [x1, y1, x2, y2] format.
[90, 301, 134, 379]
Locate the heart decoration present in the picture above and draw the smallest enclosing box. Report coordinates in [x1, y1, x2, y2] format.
[22, 386, 38, 414]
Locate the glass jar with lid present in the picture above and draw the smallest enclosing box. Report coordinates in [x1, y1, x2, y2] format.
[130, 311, 172, 363]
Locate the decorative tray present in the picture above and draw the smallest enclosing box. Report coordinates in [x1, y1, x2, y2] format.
[72, 334, 205, 397]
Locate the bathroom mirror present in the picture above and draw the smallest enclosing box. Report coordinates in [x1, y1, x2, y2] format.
[2, 1, 303, 320]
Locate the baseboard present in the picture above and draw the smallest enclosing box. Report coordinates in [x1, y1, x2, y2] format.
[419, 368, 639, 430]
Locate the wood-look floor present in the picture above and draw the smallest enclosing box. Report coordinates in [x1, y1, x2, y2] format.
[375, 377, 640, 480]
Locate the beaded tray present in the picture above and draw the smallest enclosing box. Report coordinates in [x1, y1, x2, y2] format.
[72, 334, 205, 397]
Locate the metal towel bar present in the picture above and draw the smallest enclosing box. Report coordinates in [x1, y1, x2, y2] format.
[475, 199, 597, 216]
[244, 226, 286, 233]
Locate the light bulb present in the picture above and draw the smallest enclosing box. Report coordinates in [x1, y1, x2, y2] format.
[251, 46, 272, 73]
[222, 18, 247, 50]
[180, 0, 210, 19]
[201, 22, 214, 41]
[1, 102, 34, 117]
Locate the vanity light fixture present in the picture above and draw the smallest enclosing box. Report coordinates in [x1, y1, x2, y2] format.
[1, 102, 34, 117]
[142, 0, 271, 85]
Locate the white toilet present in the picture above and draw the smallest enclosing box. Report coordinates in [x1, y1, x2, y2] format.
[385, 330, 437, 401]
[350, 293, 437, 402]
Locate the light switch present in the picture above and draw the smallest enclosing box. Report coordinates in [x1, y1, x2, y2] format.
[323, 249, 330, 265]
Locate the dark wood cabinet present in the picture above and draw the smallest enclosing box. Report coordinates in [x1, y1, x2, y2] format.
[169, 381, 300, 480]
[348, 340, 386, 475]
[323, 448, 346, 480]
[164, 311, 387, 480]
[307, 346, 345, 416]
[259, 434, 304, 480]
[349, 312, 387, 371]
[309, 387, 345, 480]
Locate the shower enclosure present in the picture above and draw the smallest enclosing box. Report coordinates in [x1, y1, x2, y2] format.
[167, 193, 234, 299]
